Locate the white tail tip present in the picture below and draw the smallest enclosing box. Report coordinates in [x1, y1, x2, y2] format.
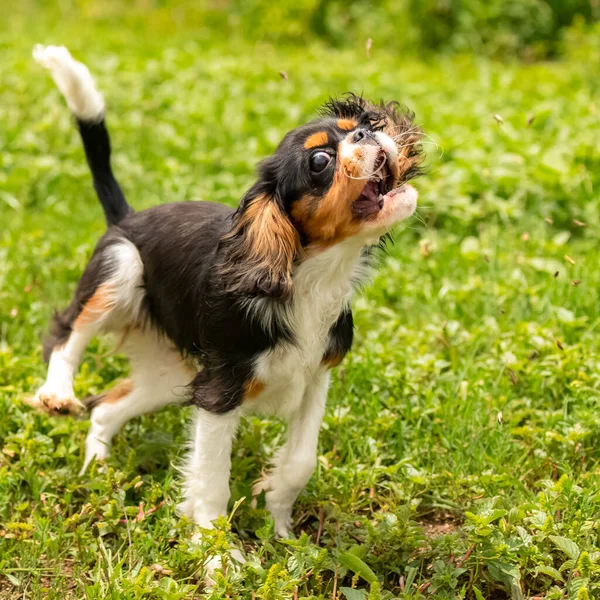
[33, 44, 105, 122]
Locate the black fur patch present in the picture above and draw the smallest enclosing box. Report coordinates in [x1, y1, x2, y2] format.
[323, 309, 354, 366]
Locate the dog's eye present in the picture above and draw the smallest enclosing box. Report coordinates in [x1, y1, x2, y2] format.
[309, 151, 332, 173]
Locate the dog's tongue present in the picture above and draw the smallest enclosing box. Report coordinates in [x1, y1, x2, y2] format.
[352, 180, 383, 219]
[362, 180, 379, 203]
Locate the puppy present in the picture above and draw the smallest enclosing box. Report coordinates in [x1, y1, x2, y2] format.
[32, 45, 424, 538]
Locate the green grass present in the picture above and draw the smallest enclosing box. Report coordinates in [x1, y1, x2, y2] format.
[2, 6, 600, 600]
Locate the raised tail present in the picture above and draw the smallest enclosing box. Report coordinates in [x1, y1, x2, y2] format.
[33, 45, 133, 226]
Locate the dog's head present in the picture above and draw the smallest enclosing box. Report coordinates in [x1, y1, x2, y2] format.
[221, 94, 425, 299]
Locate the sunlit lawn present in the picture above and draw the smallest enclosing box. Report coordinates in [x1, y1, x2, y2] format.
[1, 7, 600, 599]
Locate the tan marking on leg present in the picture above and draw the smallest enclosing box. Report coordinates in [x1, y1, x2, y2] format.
[85, 378, 134, 409]
[337, 118, 357, 131]
[243, 378, 265, 400]
[74, 284, 114, 330]
[304, 131, 328, 150]
[103, 379, 134, 404]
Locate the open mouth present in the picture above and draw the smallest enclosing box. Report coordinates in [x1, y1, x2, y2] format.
[351, 152, 396, 220]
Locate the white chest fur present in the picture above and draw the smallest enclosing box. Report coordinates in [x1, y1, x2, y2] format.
[246, 238, 371, 418]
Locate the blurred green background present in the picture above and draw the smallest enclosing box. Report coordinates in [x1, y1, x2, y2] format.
[3, 2, 600, 599]
[8, 0, 599, 58]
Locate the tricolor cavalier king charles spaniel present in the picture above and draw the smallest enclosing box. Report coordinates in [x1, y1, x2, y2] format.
[32, 46, 424, 539]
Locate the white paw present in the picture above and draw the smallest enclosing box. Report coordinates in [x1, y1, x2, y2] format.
[193, 509, 221, 530]
[80, 436, 110, 475]
[28, 382, 85, 416]
[253, 476, 294, 537]
[266, 493, 294, 538]
[203, 554, 222, 586]
[177, 498, 225, 529]
[195, 544, 245, 587]
[252, 474, 271, 497]
[177, 498, 195, 520]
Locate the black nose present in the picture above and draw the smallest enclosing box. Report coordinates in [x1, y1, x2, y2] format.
[352, 129, 368, 143]
[352, 128, 377, 145]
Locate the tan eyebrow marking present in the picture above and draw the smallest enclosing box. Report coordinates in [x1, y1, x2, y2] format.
[337, 118, 357, 131]
[304, 131, 329, 149]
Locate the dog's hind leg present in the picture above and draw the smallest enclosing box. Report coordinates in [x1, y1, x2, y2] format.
[31, 238, 144, 416]
[82, 329, 195, 472]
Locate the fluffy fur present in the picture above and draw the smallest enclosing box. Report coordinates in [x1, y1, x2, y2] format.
[31, 46, 425, 541]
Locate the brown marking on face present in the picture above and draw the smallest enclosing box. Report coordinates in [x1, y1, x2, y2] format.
[342, 146, 367, 178]
[222, 194, 302, 297]
[337, 118, 357, 131]
[304, 131, 329, 150]
[74, 284, 114, 330]
[103, 379, 134, 404]
[243, 378, 265, 400]
[292, 143, 366, 247]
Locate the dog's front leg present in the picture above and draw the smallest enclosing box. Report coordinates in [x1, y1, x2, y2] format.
[255, 370, 330, 537]
[179, 406, 240, 528]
